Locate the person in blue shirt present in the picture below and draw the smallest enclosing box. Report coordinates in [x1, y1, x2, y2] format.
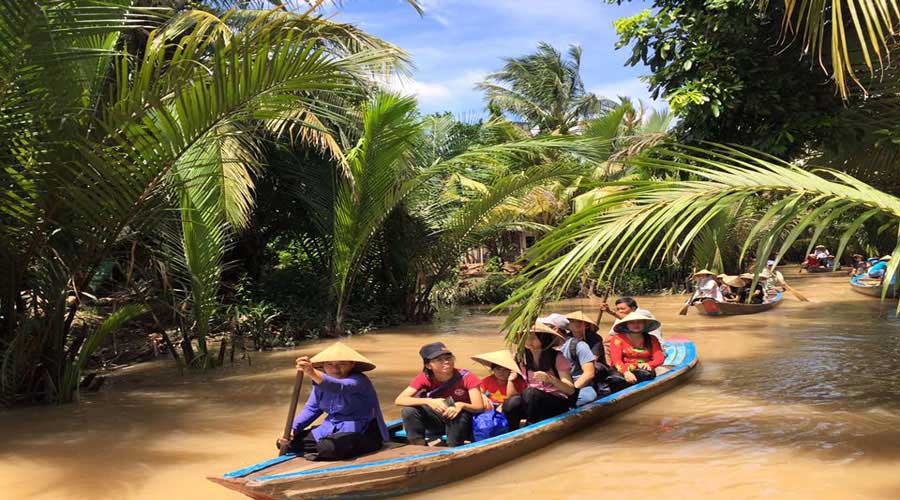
[539, 313, 598, 406]
[867, 256, 892, 279]
[278, 342, 388, 461]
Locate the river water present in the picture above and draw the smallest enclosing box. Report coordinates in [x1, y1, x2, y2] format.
[3, 273, 900, 499]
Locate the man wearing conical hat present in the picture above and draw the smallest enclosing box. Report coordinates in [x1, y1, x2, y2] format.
[280, 342, 388, 461]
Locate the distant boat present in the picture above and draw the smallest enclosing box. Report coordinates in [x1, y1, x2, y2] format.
[209, 340, 699, 500]
[694, 292, 783, 316]
[850, 275, 896, 298]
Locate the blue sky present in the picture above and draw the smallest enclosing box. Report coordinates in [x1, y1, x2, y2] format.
[325, 0, 660, 116]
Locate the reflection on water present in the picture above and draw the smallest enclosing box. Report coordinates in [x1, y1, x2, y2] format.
[3, 274, 900, 499]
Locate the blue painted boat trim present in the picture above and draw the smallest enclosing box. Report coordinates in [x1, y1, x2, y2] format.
[223, 454, 297, 478]
[224, 340, 697, 484]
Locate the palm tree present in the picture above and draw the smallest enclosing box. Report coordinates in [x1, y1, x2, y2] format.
[0, 2, 406, 403]
[327, 95, 617, 333]
[477, 43, 610, 135]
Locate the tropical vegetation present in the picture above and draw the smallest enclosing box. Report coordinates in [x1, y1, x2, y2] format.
[500, 0, 900, 338]
[5, 0, 900, 405]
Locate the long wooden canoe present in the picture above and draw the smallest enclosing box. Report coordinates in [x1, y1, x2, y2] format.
[693, 292, 783, 316]
[850, 275, 896, 298]
[210, 340, 699, 500]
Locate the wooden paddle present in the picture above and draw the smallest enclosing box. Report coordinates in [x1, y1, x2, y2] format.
[278, 369, 305, 456]
[678, 299, 691, 316]
[776, 275, 809, 302]
[595, 283, 612, 325]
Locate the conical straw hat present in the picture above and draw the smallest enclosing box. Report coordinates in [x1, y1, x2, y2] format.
[612, 311, 662, 334]
[739, 272, 757, 280]
[564, 310, 598, 328]
[724, 275, 746, 287]
[880, 255, 892, 261]
[310, 342, 376, 372]
[471, 350, 522, 376]
[530, 321, 565, 339]
[692, 269, 716, 278]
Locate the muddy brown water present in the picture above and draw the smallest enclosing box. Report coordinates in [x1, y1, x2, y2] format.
[3, 273, 900, 500]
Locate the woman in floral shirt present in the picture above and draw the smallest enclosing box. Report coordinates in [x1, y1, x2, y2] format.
[606, 311, 665, 393]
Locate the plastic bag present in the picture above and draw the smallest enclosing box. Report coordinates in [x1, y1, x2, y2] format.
[472, 408, 509, 441]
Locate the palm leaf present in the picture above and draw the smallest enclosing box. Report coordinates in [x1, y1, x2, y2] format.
[499, 142, 900, 340]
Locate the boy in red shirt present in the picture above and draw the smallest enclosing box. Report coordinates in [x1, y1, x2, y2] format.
[471, 350, 527, 406]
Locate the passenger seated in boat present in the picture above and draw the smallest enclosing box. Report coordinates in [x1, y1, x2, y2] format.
[539, 313, 598, 406]
[759, 270, 780, 296]
[850, 254, 865, 274]
[765, 260, 786, 285]
[867, 255, 892, 279]
[721, 275, 746, 302]
[502, 323, 575, 430]
[814, 244, 831, 267]
[565, 310, 605, 362]
[471, 350, 526, 407]
[716, 274, 735, 301]
[280, 343, 389, 461]
[599, 297, 663, 341]
[606, 312, 665, 393]
[690, 269, 722, 303]
[738, 273, 765, 304]
[395, 342, 484, 447]
[802, 253, 818, 271]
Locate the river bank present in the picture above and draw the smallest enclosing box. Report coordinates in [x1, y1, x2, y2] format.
[2, 274, 900, 499]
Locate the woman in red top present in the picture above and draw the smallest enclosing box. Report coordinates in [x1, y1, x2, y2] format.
[607, 311, 665, 393]
[395, 342, 483, 447]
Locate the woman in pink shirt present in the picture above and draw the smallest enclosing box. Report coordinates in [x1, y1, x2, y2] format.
[501, 323, 575, 430]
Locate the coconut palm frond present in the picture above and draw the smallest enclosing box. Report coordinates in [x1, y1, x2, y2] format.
[499, 142, 900, 340]
[772, 0, 900, 99]
[331, 93, 423, 331]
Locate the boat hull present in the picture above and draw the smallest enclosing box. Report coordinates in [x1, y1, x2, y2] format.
[210, 341, 699, 500]
[693, 293, 783, 316]
[850, 275, 896, 298]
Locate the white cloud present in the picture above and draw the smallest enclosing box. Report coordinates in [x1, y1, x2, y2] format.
[383, 75, 451, 102]
[381, 69, 488, 111]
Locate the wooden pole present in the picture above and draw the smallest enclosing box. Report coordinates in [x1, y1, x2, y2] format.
[279, 370, 305, 456]
[595, 284, 612, 325]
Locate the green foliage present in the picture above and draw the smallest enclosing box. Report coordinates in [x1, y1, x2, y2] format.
[453, 274, 528, 305]
[500, 142, 900, 341]
[484, 256, 503, 273]
[0, 1, 407, 404]
[60, 304, 148, 403]
[613, 0, 844, 157]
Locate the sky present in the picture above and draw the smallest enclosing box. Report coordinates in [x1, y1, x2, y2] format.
[324, 0, 661, 117]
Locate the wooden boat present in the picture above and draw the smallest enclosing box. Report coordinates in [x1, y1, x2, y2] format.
[693, 292, 783, 316]
[850, 275, 896, 298]
[209, 340, 699, 500]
